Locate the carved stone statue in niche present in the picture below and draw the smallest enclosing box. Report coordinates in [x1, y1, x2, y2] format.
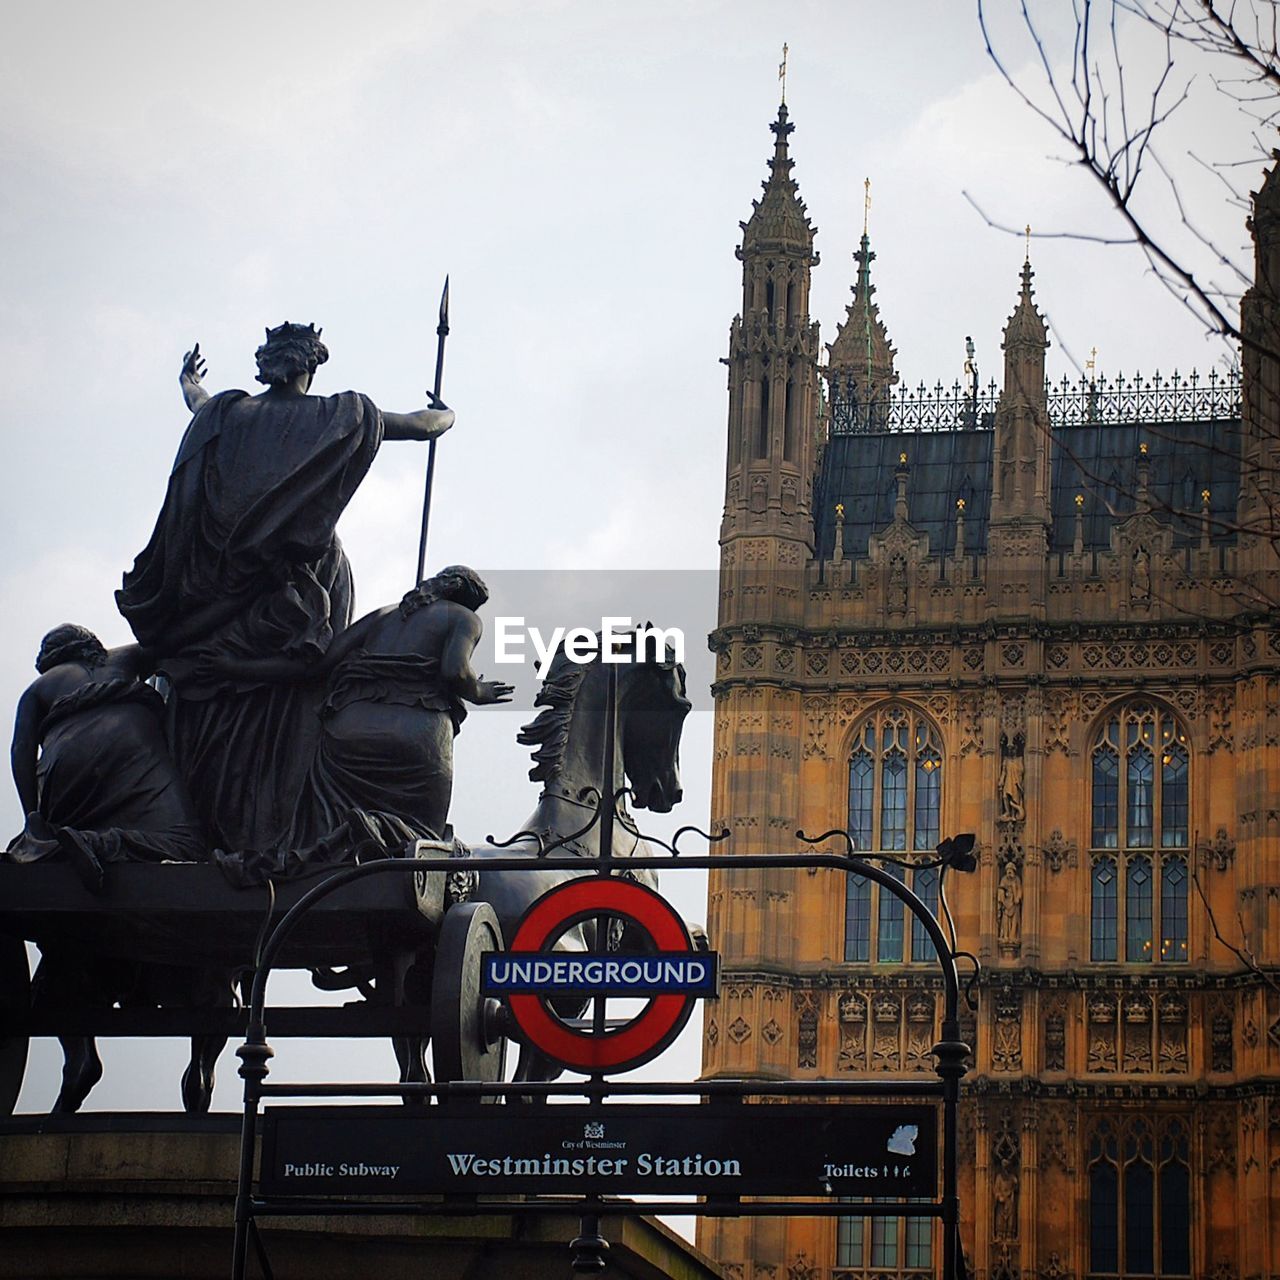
[992, 1165, 1019, 1239]
[1132, 543, 1152, 602]
[887, 553, 908, 614]
[997, 860, 1023, 948]
[998, 732, 1026, 823]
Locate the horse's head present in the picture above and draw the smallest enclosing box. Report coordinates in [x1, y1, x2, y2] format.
[518, 624, 691, 815]
[617, 626, 691, 814]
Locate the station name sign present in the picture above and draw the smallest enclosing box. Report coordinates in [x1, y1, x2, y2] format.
[482, 952, 719, 995]
[260, 1103, 937, 1199]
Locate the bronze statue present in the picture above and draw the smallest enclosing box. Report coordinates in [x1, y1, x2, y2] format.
[205, 566, 513, 883]
[7, 625, 204, 890]
[116, 326, 454, 850]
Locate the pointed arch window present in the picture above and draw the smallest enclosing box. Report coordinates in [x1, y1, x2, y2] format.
[1088, 1115, 1190, 1278]
[844, 707, 943, 964]
[1089, 704, 1190, 964]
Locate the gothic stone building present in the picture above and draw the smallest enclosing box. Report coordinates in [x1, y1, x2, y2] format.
[699, 105, 1280, 1280]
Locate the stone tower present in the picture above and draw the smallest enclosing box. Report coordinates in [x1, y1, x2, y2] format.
[701, 113, 1275, 1280]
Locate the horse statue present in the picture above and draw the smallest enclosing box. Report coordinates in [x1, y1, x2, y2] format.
[2, 623, 693, 1112]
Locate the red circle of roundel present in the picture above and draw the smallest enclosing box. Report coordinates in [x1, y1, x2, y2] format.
[506, 877, 695, 1074]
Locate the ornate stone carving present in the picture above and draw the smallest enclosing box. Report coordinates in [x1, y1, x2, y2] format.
[993, 987, 1023, 1073]
[1199, 826, 1235, 871]
[728, 1016, 751, 1044]
[1044, 1000, 1067, 1071]
[1040, 1107, 1075, 1173]
[1204, 1105, 1237, 1174]
[837, 990, 867, 1071]
[1040, 1250, 1070, 1280]
[1122, 993, 1153, 1072]
[872, 993, 901, 1070]
[801, 695, 833, 761]
[1158, 993, 1188, 1073]
[1208, 688, 1234, 752]
[795, 991, 818, 1069]
[787, 1253, 818, 1280]
[1088, 993, 1118, 1072]
[990, 1240, 1020, 1280]
[959, 693, 983, 756]
[1212, 1002, 1234, 1073]
[906, 991, 935, 1072]
[1042, 829, 1077, 873]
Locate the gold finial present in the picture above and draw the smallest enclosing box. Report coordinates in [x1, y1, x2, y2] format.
[778, 42, 788, 105]
[899, 451, 908, 466]
[864, 177, 872, 237]
[1024, 223, 1031, 263]
[1139, 441, 1149, 456]
[835, 502, 845, 519]
[1201, 488, 1211, 505]
[1075, 493, 1085, 509]
[956, 498, 966, 512]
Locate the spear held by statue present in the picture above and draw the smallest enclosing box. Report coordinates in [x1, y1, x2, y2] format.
[416, 275, 450, 585]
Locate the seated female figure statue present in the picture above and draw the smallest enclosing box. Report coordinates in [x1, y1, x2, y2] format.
[7, 625, 205, 890]
[204, 566, 512, 883]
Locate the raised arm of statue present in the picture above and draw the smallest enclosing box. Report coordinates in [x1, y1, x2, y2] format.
[381, 391, 455, 441]
[179, 343, 210, 414]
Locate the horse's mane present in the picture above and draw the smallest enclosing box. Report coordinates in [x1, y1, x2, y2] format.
[517, 641, 592, 782]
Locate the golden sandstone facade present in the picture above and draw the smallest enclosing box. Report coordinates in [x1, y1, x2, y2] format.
[699, 106, 1280, 1280]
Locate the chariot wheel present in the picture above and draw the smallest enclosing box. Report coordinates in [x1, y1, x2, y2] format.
[430, 902, 507, 1090]
[0, 935, 30, 1117]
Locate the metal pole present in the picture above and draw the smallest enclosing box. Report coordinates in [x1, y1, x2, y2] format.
[231, 1019, 273, 1280]
[415, 276, 450, 586]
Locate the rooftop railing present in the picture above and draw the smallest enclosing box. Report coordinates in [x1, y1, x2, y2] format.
[826, 368, 1241, 435]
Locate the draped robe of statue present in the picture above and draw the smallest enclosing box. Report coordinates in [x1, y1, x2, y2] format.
[117, 388, 383, 850]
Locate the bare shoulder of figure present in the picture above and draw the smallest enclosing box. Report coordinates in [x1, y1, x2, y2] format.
[440, 599, 483, 633]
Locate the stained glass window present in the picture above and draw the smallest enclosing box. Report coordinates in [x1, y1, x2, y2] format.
[842, 707, 944, 965]
[1090, 704, 1190, 965]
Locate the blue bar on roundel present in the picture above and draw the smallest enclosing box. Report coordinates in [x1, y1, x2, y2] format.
[482, 952, 721, 996]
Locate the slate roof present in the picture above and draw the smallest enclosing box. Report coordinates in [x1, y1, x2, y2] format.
[812, 417, 1242, 563]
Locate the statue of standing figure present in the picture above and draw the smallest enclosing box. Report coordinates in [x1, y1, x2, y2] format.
[116, 325, 455, 852]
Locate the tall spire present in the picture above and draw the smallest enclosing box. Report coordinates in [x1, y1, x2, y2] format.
[825, 181, 897, 426]
[991, 252, 1052, 530]
[740, 102, 816, 254]
[1003, 253, 1049, 356]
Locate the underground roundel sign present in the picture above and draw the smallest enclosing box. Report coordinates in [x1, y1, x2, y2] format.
[482, 877, 720, 1074]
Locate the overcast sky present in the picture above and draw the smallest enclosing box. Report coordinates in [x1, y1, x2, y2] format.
[1, 0, 1259, 1178]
